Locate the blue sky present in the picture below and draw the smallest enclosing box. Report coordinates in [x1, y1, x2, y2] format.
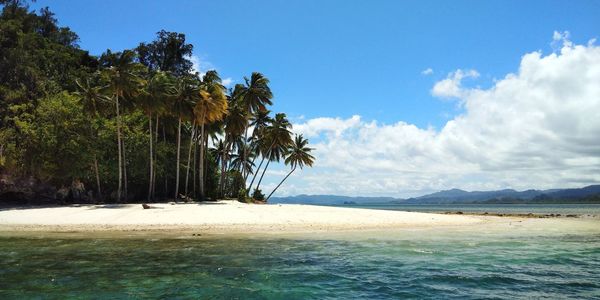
[32, 0, 600, 128]
[31, 1, 600, 196]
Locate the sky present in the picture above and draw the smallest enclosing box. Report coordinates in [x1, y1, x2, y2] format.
[31, 0, 600, 197]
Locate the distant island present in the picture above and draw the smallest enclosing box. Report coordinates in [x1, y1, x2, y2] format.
[269, 185, 600, 205]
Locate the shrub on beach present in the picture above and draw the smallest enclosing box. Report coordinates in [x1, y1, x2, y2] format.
[252, 189, 265, 201]
[237, 188, 250, 203]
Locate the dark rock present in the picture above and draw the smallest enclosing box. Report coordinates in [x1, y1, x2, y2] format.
[0, 173, 57, 204]
[56, 187, 70, 201]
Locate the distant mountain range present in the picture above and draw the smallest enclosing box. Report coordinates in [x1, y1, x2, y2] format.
[269, 185, 600, 205]
[269, 194, 399, 205]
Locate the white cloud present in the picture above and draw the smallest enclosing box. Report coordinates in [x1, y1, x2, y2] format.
[431, 69, 479, 98]
[189, 55, 213, 77]
[421, 68, 434, 75]
[281, 38, 600, 197]
[221, 77, 233, 87]
[189, 55, 234, 87]
[552, 30, 572, 51]
[190, 55, 232, 88]
[294, 115, 361, 138]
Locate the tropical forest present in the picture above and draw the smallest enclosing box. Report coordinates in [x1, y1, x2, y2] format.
[0, 1, 315, 204]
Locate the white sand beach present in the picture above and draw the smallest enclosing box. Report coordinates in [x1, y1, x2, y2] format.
[0, 200, 491, 233]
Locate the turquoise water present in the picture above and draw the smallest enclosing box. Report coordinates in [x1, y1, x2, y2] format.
[1, 224, 600, 299]
[334, 203, 600, 215]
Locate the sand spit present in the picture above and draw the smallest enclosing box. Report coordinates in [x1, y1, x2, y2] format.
[0, 200, 488, 233]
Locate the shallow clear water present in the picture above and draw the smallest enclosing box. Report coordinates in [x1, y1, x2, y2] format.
[1, 224, 600, 299]
[334, 203, 600, 215]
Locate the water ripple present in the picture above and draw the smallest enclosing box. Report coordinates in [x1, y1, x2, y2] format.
[1, 232, 599, 299]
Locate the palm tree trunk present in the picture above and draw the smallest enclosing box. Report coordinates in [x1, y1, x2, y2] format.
[174, 117, 182, 199]
[122, 137, 128, 202]
[163, 120, 169, 197]
[152, 115, 159, 199]
[163, 122, 167, 197]
[193, 137, 197, 198]
[266, 166, 296, 202]
[115, 94, 123, 202]
[245, 153, 259, 191]
[147, 114, 153, 202]
[247, 140, 275, 195]
[255, 158, 271, 191]
[204, 135, 209, 188]
[219, 140, 229, 198]
[184, 124, 196, 197]
[243, 124, 249, 181]
[198, 115, 206, 200]
[93, 154, 102, 200]
[247, 156, 265, 194]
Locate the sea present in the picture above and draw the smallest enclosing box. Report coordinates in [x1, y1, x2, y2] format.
[331, 203, 600, 216]
[1, 203, 599, 299]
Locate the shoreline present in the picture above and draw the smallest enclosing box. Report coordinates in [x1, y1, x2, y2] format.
[1, 201, 598, 238]
[440, 211, 594, 218]
[0, 200, 488, 233]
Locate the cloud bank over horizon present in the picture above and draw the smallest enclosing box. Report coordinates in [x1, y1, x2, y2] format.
[281, 35, 600, 197]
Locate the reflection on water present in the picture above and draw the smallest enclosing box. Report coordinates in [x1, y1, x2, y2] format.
[1, 221, 599, 299]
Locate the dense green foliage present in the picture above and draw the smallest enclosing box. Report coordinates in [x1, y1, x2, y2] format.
[0, 1, 314, 203]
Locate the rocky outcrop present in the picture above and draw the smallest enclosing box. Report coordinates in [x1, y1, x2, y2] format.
[0, 174, 56, 205]
[0, 173, 96, 205]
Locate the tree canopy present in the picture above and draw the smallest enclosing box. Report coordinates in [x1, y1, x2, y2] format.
[0, 1, 313, 204]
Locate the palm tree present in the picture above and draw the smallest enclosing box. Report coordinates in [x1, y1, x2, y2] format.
[255, 113, 293, 193]
[213, 139, 227, 185]
[246, 110, 273, 194]
[246, 134, 269, 195]
[101, 50, 146, 202]
[239, 73, 273, 181]
[219, 87, 247, 197]
[170, 76, 196, 199]
[229, 142, 255, 180]
[138, 71, 171, 201]
[74, 77, 110, 200]
[194, 71, 228, 200]
[183, 122, 197, 199]
[266, 134, 314, 201]
[250, 109, 273, 137]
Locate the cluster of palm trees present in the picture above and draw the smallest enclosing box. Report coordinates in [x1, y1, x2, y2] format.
[75, 50, 314, 202]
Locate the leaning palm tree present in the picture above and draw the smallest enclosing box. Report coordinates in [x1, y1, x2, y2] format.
[170, 76, 197, 199]
[101, 50, 146, 202]
[238, 73, 273, 180]
[246, 133, 269, 194]
[194, 71, 228, 200]
[265, 134, 314, 201]
[74, 77, 110, 200]
[255, 113, 293, 192]
[246, 110, 273, 192]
